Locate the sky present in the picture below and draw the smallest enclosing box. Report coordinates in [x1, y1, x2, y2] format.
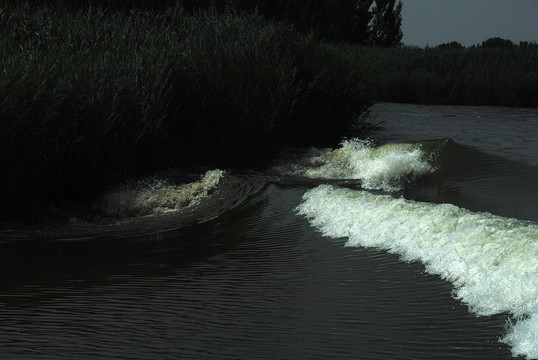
[400, 0, 538, 47]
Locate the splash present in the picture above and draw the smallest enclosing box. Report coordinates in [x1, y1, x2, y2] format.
[297, 185, 538, 359]
[95, 169, 225, 218]
[273, 139, 434, 191]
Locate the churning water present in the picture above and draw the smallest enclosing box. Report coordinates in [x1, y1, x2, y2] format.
[1, 103, 538, 359]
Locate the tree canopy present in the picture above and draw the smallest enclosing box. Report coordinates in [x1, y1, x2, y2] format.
[369, 0, 403, 46]
[481, 37, 514, 48]
[437, 41, 464, 49]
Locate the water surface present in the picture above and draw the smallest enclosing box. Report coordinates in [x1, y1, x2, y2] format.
[2, 103, 537, 359]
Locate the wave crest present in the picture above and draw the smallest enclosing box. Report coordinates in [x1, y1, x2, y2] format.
[272, 139, 434, 191]
[94, 169, 225, 218]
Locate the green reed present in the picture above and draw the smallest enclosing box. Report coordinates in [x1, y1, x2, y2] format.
[0, 2, 372, 210]
[355, 45, 538, 107]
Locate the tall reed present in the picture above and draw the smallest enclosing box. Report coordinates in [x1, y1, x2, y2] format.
[355, 46, 538, 107]
[0, 2, 373, 211]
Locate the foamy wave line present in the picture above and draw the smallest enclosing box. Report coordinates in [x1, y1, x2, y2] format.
[296, 185, 538, 359]
[273, 139, 434, 191]
[95, 169, 225, 217]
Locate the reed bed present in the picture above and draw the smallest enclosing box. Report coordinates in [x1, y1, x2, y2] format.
[0, 2, 372, 211]
[356, 45, 538, 107]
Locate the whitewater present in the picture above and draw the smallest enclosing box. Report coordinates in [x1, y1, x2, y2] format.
[295, 137, 538, 359]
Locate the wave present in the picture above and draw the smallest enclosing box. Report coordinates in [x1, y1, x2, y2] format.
[0, 170, 264, 244]
[270, 138, 440, 191]
[93, 169, 225, 218]
[296, 185, 538, 359]
[270, 137, 538, 222]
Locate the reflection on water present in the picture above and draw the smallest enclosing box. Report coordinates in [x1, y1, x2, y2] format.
[2, 103, 537, 359]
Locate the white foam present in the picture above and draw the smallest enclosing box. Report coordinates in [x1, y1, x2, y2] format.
[96, 169, 225, 217]
[502, 314, 538, 358]
[275, 139, 433, 191]
[296, 185, 538, 359]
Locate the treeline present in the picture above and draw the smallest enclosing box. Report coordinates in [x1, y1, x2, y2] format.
[438, 37, 538, 49]
[22, 0, 404, 46]
[0, 2, 373, 215]
[358, 45, 538, 107]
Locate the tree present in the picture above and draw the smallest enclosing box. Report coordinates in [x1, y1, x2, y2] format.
[330, 0, 375, 44]
[481, 37, 514, 48]
[519, 41, 538, 48]
[369, 0, 403, 46]
[437, 41, 464, 49]
[351, 0, 375, 44]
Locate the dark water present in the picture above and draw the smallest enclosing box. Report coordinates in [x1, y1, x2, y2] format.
[2, 103, 538, 359]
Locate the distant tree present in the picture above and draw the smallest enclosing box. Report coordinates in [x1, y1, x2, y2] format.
[519, 41, 538, 48]
[481, 37, 514, 48]
[369, 0, 403, 46]
[437, 41, 464, 49]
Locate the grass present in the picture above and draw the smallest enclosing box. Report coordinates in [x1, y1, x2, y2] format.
[356, 45, 538, 107]
[0, 2, 373, 213]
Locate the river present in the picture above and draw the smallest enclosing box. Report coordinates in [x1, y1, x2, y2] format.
[1, 103, 537, 359]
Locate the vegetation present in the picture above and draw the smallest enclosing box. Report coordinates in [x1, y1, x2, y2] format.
[1, 0, 536, 220]
[357, 44, 538, 107]
[22, 0, 404, 46]
[0, 2, 373, 212]
[480, 36, 515, 48]
[369, 0, 403, 46]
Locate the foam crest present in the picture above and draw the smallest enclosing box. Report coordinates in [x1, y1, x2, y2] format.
[276, 139, 433, 191]
[95, 169, 225, 217]
[297, 185, 538, 359]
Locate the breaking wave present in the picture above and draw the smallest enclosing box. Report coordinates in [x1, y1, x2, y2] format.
[0, 170, 265, 244]
[297, 184, 538, 359]
[271, 138, 438, 191]
[93, 169, 225, 218]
